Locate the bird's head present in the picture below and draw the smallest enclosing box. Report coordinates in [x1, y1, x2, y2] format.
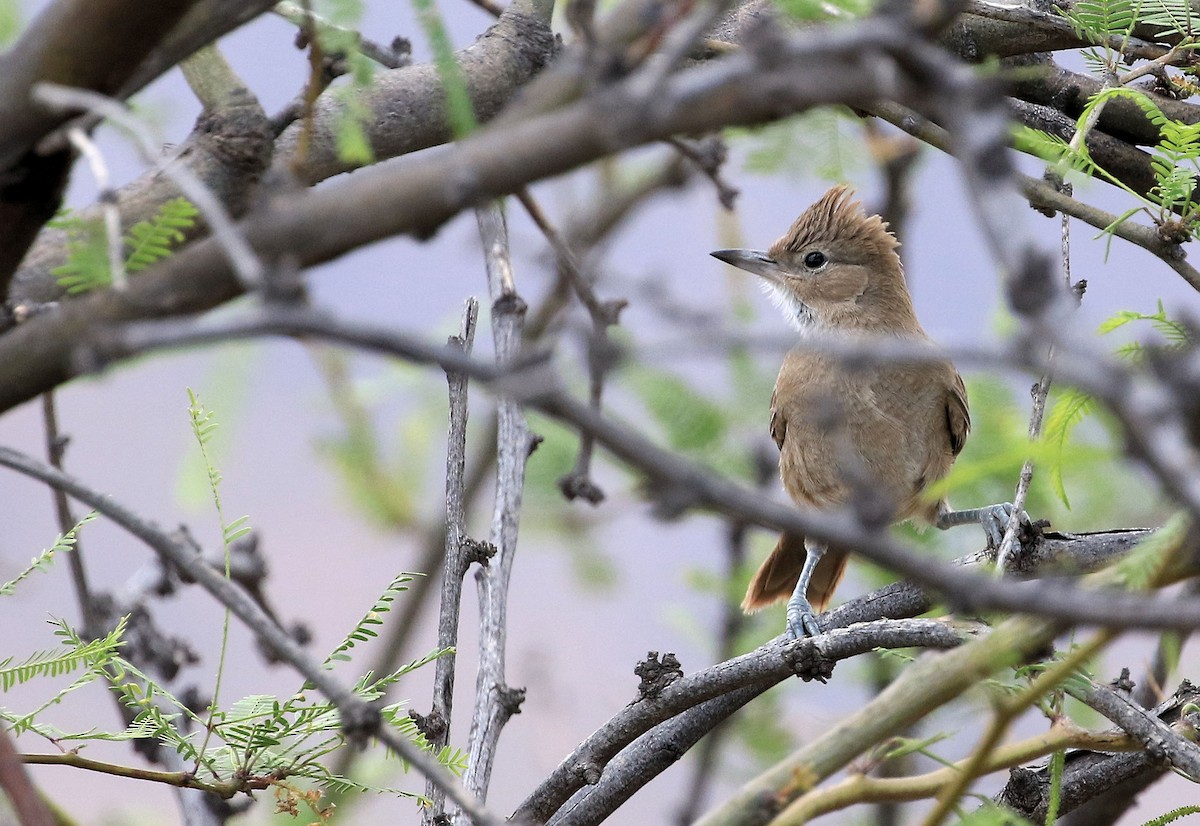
[712, 186, 919, 334]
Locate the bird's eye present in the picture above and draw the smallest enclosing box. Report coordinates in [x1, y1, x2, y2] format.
[803, 251, 827, 270]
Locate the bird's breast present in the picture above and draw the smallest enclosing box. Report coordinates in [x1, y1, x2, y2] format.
[773, 350, 956, 521]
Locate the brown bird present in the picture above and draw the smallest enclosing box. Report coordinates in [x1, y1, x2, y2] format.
[712, 186, 1020, 638]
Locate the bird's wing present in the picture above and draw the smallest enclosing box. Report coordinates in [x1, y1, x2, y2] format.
[769, 385, 787, 451]
[945, 369, 971, 456]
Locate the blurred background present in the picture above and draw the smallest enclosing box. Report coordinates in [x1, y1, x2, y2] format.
[0, 1, 1196, 823]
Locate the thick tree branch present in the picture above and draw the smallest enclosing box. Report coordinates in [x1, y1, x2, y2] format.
[275, 0, 556, 184]
[0, 14, 952, 414]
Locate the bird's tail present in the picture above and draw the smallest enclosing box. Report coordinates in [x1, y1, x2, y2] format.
[741, 532, 849, 613]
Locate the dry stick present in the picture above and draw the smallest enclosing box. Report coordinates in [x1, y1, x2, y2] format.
[460, 203, 535, 809]
[864, 100, 1200, 292]
[424, 298, 482, 825]
[996, 180, 1074, 571]
[464, 0, 506, 19]
[1074, 678, 1200, 781]
[64, 127, 127, 290]
[40, 392, 93, 625]
[0, 446, 502, 826]
[963, 0, 1190, 63]
[97, 308, 1200, 630]
[522, 530, 1149, 826]
[516, 188, 624, 504]
[918, 626, 1119, 826]
[273, 1, 412, 69]
[780, 723, 1138, 823]
[672, 497, 759, 826]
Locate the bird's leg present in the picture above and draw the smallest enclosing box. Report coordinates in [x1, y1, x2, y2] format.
[785, 540, 826, 639]
[935, 502, 1027, 548]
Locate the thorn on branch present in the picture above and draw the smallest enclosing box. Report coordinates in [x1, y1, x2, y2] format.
[783, 638, 835, 683]
[527, 431, 544, 458]
[634, 652, 683, 699]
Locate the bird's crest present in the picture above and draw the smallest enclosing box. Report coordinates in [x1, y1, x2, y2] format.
[769, 185, 899, 261]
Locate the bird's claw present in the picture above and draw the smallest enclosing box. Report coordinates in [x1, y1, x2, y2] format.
[785, 594, 823, 639]
[979, 502, 1030, 548]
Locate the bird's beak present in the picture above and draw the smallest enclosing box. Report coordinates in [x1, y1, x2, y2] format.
[710, 249, 780, 282]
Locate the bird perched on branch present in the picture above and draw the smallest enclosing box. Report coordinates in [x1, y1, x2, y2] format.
[712, 186, 1021, 639]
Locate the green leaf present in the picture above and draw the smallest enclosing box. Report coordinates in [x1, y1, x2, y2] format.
[1141, 805, 1200, 826]
[124, 197, 198, 272]
[622, 365, 728, 453]
[1, 512, 97, 596]
[1042, 387, 1096, 509]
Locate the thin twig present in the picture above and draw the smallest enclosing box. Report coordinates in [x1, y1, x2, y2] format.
[273, 1, 412, 69]
[515, 188, 624, 504]
[1075, 677, 1200, 781]
[91, 308, 1200, 630]
[864, 100, 1200, 293]
[460, 203, 534, 806]
[423, 297, 481, 824]
[0, 446, 502, 826]
[39, 392, 93, 627]
[464, 0, 506, 18]
[996, 179, 1075, 571]
[63, 127, 127, 291]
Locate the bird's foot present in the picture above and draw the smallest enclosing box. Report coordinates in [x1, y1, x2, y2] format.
[937, 503, 1031, 549]
[785, 593, 823, 639]
[979, 502, 1020, 548]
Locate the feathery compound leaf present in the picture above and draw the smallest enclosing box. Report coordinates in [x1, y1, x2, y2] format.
[124, 197, 198, 273]
[1142, 805, 1200, 825]
[1043, 387, 1097, 509]
[52, 198, 198, 294]
[1114, 512, 1190, 590]
[1138, 0, 1195, 34]
[0, 615, 124, 693]
[1059, 0, 1137, 40]
[321, 573, 419, 670]
[1, 512, 96, 596]
[51, 216, 111, 294]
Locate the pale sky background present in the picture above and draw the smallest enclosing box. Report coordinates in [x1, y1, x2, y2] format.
[1, 2, 1198, 825]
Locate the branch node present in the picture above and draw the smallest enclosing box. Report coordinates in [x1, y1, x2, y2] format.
[1111, 667, 1136, 694]
[634, 651, 683, 699]
[339, 701, 382, 748]
[557, 471, 606, 504]
[783, 638, 836, 683]
[575, 760, 603, 785]
[497, 684, 527, 715]
[461, 537, 498, 567]
[409, 708, 449, 741]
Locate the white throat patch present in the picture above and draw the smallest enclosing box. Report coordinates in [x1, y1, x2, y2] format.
[761, 281, 814, 333]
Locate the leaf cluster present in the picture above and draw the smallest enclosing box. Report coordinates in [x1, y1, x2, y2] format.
[50, 197, 198, 294]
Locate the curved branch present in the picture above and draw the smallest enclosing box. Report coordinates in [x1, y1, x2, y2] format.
[274, 0, 556, 184]
[0, 16, 935, 414]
